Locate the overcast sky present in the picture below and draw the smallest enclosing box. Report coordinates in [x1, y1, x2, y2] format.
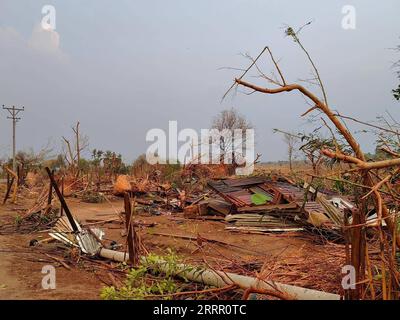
[0, 0, 399, 163]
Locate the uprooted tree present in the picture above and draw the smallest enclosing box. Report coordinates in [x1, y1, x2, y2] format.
[225, 24, 400, 299]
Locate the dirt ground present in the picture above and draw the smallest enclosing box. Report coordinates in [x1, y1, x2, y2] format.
[0, 190, 337, 300]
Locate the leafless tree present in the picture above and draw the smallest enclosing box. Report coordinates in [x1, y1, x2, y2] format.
[62, 121, 89, 176]
[284, 132, 297, 171]
[211, 108, 253, 170]
[273, 128, 299, 171]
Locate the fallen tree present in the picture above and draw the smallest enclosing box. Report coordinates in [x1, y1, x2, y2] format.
[224, 24, 400, 299]
[98, 248, 340, 300]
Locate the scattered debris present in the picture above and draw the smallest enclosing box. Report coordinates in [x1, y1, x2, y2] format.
[1, 159, 394, 301]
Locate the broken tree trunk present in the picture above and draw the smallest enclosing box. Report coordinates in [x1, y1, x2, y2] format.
[3, 166, 18, 204]
[124, 192, 139, 266]
[44, 170, 54, 215]
[98, 248, 340, 300]
[45, 167, 79, 233]
[235, 72, 400, 249]
[3, 176, 14, 205]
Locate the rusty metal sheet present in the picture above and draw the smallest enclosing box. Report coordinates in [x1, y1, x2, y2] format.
[207, 180, 241, 193]
[223, 177, 266, 187]
[226, 190, 252, 206]
[298, 201, 327, 217]
[208, 178, 318, 213]
[262, 181, 306, 203]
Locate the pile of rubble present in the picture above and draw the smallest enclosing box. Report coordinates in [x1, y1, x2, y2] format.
[11, 167, 390, 300]
[179, 176, 352, 240]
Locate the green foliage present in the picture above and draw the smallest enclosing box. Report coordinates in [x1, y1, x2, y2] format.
[78, 158, 90, 172]
[251, 193, 271, 205]
[99, 286, 118, 299]
[91, 149, 104, 166]
[14, 215, 22, 226]
[90, 149, 129, 175]
[310, 177, 324, 191]
[332, 179, 346, 194]
[285, 26, 296, 39]
[331, 177, 354, 195]
[393, 84, 400, 101]
[38, 209, 59, 224]
[100, 249, 187, 300]
[100, 264, 178, 300]
[299, 132, 339, 158]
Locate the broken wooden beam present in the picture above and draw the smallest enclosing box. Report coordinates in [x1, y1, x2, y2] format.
[124, 192, 139, 266]
[45, 167, 79, 233]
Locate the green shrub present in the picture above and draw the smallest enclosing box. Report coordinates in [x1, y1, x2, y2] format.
[100, 249, 186, 300]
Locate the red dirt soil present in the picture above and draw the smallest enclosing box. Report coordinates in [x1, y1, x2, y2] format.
[0, 194, 339, 300]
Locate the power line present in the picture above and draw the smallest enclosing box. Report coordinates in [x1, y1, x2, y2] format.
[2, 105, 24, 172]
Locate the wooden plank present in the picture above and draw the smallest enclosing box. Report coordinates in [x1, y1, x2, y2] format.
[208, 200, 233, 216]
[124, 193, 138, 266]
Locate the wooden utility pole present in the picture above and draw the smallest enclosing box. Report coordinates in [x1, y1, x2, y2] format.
[2, 105, 24, 172]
